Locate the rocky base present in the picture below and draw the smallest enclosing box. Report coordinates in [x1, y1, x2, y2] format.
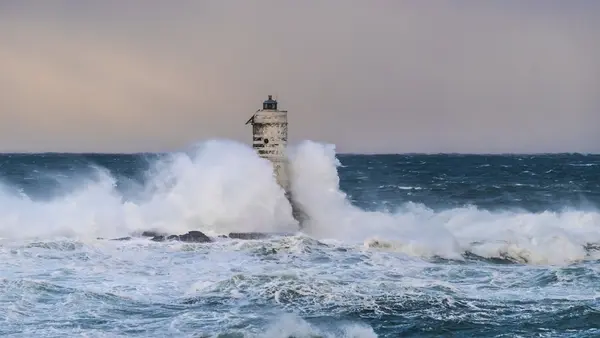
[101, 230, 295, 243]
[228, 232, 271, 240]
[146, 230, 212, 243]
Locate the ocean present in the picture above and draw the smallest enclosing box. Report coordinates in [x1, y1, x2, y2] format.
[1, 139, 599, 337]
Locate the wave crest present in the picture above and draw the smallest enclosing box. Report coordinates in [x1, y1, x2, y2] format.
[1, 139, 599, 265]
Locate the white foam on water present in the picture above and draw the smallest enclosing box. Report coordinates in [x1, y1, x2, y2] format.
[0, 138, 599, 265]
[288, 140, 600, 265]
[1, 227, 599, 336]
[258, 313, 377, 338]
[0, 140, 297, 240]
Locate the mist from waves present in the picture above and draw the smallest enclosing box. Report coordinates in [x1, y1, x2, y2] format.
[0, 139, 599, 266]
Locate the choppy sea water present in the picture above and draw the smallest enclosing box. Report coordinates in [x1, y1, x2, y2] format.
[1, 140, 600, 337]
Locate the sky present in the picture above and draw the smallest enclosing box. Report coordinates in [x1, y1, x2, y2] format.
[0, 1, 599, 154]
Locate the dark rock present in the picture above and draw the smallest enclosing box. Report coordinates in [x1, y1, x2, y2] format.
[228, 232, 270, 240]
[149, 231, 212, 243]
[112, 236, 132, 241]
[227, 232, 297, 240]
[178, 231, 212, 243]
[141, 231, 166, 238]
[585, 243, 600, 252]
[98, 236, 133, 241]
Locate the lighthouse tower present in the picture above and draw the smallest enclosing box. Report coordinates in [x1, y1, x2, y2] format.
[246, 95, 306, 224]
[245, 95, 290, 193]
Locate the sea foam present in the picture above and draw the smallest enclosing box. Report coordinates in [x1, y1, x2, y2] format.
[0, 139, 599, 265]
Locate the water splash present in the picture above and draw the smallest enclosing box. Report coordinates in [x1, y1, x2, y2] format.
[0, 139, 599, 265]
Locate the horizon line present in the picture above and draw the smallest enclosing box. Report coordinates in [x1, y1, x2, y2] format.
[0, 151, 598, 156]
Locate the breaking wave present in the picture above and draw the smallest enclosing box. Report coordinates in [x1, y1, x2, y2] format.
[0, 139, 599, 266]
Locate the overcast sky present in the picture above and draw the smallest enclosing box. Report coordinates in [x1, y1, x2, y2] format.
[0, 1, 598, 153]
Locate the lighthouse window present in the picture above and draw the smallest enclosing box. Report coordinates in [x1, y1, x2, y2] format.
[263, 138, 269, 144]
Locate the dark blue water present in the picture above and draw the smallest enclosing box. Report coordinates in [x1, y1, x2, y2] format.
[338, 153, 600, 212]
[1, 142, 599, 337]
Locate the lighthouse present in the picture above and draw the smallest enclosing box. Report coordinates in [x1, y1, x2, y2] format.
[245, 95, 290, 191]
[246, 95, 305, 224]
